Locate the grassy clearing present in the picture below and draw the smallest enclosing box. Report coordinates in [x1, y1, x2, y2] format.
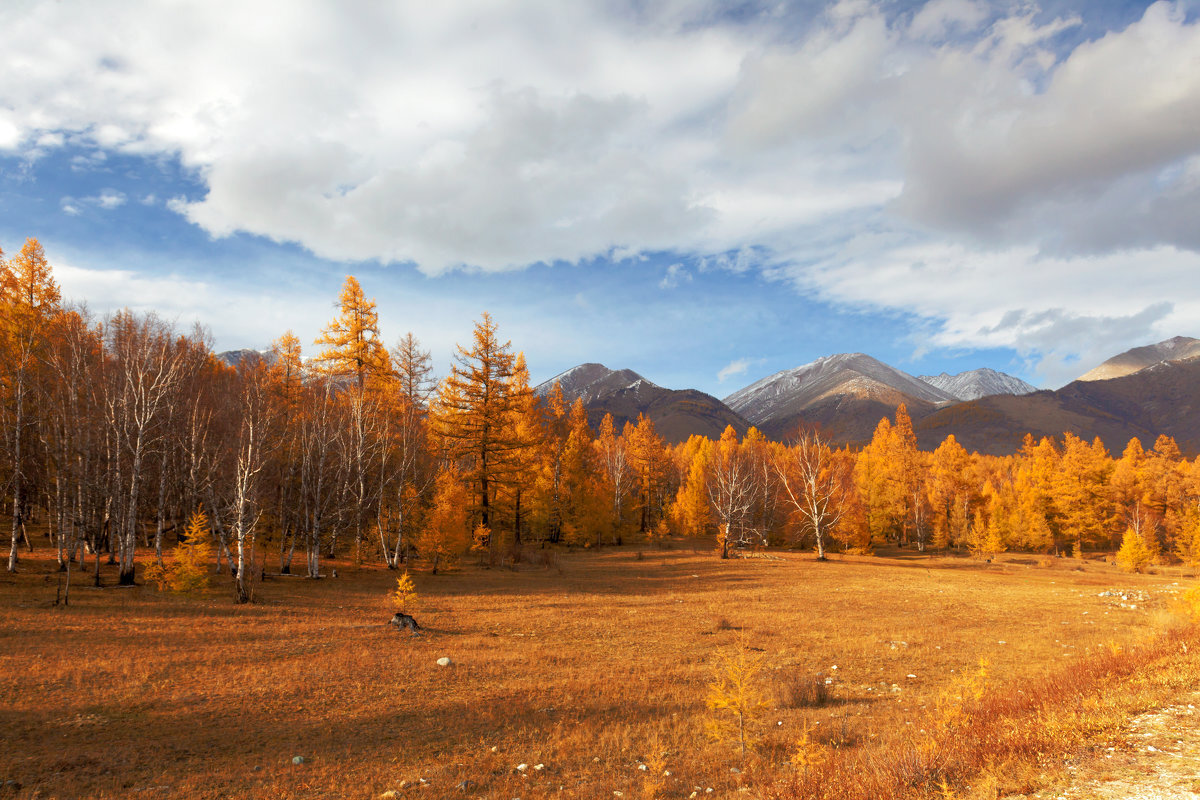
[0, 543, 1192, 799]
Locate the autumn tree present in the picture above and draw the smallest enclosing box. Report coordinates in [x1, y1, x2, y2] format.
[0, 238, 61, 571]
[314, 275, 389, 392]
[707, 426, 764, 559]
[228, 358, 278, 602]
[503, 353, 544, 546]
[1010, 435, 1060, 552]
[146, 507, 213, 593]
[774, 429, 846, 560]
[378, 332, 436, 568]
[104, 311, 188, 584]
[626, 414, 667, 538]
[419, 466, 471, 573]
[671, 436, 712, 538]
[315, 275, 391, 562]
[595, 413, 634, 542]
[1054, 434, 1115, 557]
[855, 417, 906, 545]
[432, 313, 529, 551]
[927, 435, 975, 550]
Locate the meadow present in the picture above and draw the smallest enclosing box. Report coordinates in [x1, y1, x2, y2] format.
[0, 543, 1194, 800]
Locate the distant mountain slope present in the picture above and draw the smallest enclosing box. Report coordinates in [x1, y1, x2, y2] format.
[217, 348, 277, 368]
[536, 363, 748, 444]
[916, 356, 1200, 455]
[723, 353, 955, 441]
[918, 368, 1036, 401]
[1077, 336, 1200, 382]
[535, 363, 652, 402]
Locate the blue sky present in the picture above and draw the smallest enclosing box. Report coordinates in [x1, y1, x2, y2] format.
[2, 0, 1199, 397]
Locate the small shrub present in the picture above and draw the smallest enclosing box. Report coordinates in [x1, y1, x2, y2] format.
[789, 722, 827, 774]
[1115, 528, 1153, 573]
[146, 508, 212, 594]
[1175, 584, 1200, 623]
[391, 571, 418, 612]
[776, 672, 831, 708]
[705, 640, 769, 760]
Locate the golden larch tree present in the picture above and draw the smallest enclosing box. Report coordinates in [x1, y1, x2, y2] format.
[432, 313, 528, 549]
[1, 238, 61, 571]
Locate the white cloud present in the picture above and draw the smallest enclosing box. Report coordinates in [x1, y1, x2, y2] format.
[4, 0, 1200, 379]
[893, 2, 1200, 245]
[95, 189, 126, 209]
[659, 263, 691, 289]
[717, 358, 755, 383]
[789, 241, 1200, 386]
[908, 0, 988, 41]
[60, 189, 128, 215]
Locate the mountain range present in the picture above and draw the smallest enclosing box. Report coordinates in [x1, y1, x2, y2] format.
[530, 337, 1200, 454]
[219, 336, 1200, 455]
[534, 363, 747, 444]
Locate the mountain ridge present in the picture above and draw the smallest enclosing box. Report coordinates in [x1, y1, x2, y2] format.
[918, 368, 1036, 401]
[534, 362, 748, 445]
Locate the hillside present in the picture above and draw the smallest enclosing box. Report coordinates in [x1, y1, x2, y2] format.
[918, 367, 1036, 401]
[536, 363, 748, 444]
[723, 353, 955, 441]
[917, 356, 1200, 455]
[1077, 336, 1200, 381]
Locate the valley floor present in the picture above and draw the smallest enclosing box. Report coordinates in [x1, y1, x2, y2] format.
[0, 542, 1194, 799]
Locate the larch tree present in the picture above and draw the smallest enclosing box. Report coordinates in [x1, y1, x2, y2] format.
[1, 238, 61, 571]
[1054, 434, 1115, 557]
[855, 417, 906, 545]
[504, 352, 544, 546]
[537, 383, 571, 543]
[314, 275, 390, 393]
[671, 436, 712, 538]
[315, 275, 391, 562]
[927, 435, 974, 550]
[559, 398, 605, 546]
[419, 466, 471, 574]
[432, 313, 527, 551]
[626, 414, 667, 538]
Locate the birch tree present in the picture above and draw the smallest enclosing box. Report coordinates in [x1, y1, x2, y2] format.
[774, 430, 846, 560]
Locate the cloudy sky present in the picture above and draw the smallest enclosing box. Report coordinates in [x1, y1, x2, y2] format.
[2, 0, 1198, 395]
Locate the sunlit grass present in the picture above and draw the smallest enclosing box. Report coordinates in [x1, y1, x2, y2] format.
[0, 543, 1189, 798]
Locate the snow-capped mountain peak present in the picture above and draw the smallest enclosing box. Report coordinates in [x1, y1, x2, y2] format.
[535, 363, 657, 402]
[917, 368, 1036, 401]
[723, 353, 955, 426]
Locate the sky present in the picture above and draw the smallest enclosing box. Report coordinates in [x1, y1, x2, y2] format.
[2, 0, 1199, 396]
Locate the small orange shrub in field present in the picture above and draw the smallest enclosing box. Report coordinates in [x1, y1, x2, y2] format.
[144, 507, 212, 593]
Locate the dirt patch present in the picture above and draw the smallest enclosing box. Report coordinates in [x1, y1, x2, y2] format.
[1013, 691, 1200, 800]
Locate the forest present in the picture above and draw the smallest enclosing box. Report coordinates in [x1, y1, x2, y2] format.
[2, 236, 1198, 604]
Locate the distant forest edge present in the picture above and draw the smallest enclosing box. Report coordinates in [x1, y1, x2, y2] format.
[2, 242, 1197, 599]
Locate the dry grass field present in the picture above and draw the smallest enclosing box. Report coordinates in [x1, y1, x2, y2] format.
[0, 542, 1195, 800]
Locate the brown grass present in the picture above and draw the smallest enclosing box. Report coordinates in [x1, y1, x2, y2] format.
[0, 544, 1191, 799]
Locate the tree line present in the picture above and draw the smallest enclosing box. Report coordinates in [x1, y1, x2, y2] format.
[3, 245, 1198, 601]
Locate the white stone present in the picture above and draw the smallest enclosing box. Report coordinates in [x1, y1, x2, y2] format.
[436, 657, 452, 667]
